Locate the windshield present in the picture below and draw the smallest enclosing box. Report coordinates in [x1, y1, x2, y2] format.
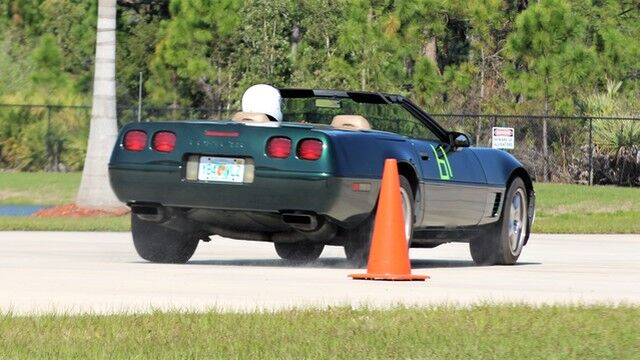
[281, 97, 440, 141]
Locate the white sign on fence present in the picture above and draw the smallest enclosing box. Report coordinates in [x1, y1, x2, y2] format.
[492, 127, 515, 149]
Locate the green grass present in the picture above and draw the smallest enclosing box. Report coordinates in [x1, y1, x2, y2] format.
[0, 216, 130, 231]
[534, 211, 640, 233]
[1, 305, 638, 359]
[532, 183, 640, 233]
[0, 171, 129, 231]
[0, 171, 81, 205]
[1, 172, 639, 233]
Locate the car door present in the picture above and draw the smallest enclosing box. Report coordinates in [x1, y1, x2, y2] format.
[410, 138, 489, 228]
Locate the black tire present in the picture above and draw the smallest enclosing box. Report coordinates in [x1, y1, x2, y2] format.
[131, 214, 199, 263]
[470, 177, 528, 265]
[344, 175, 414, 268]
[274, 242, 324, 262]
[343, 214, 374, 268]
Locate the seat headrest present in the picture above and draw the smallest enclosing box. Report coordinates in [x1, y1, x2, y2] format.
[232, 112, 270, 123]
[330, 115, 371, 130]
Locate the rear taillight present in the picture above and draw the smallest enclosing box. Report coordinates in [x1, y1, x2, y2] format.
[266, 137, 292, 158]
[152, 131, 176, 153]
[297, 139, 323, 161]
[123, 130, 147, 152]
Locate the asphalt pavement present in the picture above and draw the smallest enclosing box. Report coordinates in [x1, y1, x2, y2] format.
[1, 231, 638, 314]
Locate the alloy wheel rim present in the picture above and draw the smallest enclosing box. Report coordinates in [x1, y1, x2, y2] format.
[399, 187, 412, 243]
[508, 188, 527, 255]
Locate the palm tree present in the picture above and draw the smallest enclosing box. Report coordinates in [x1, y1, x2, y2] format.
[76, 0, 122, 209]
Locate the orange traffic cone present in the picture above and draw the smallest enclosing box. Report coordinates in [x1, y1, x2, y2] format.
[350, 159, 429, 281]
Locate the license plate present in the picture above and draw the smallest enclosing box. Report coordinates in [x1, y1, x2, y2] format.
[198, 156, 245, 183]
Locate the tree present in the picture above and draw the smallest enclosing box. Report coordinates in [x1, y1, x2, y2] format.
[576, 0, 640, 97]
[389, 0, 449, 105]
[462, 0, 511, 111]
[39, 0, 97, 93]
[115, 0, 167, 120]
[30, 34, 66, 94]
[146, 0, 242, 110]
[233, 0, 294, 90]
[442, 0, 515, 144]
[289, 0, 342, 87]
[328, 1, 403, 92]
[505, 0, 597, 181]
[76, 0, 122, 209]
[29, 33, 69, 171]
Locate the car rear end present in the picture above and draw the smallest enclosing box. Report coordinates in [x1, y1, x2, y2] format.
[109, 121, 378, 230]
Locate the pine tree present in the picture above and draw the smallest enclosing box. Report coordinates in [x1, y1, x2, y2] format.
[30, 33, 66, 93]
[146, 0, 241, 109]
[506, 0, 597, 181]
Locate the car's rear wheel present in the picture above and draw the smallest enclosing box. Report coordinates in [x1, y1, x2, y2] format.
[274, 242, 324, 262]
[344, 175, 414, 268]
[470, 177, 528, 265]
[131, 215, 199, 263]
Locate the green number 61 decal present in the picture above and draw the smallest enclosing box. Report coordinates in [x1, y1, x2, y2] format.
[430, 145, 453, 180]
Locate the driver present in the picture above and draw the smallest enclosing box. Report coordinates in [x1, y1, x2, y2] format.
[241, 84, 283, 123]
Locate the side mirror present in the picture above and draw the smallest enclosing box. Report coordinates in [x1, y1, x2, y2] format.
[450, 132, 471, 148]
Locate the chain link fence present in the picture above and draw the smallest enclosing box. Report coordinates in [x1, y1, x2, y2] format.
[0, 104, 91, 172]
[118, 106, 237, 125]
[2, 103, 639, 186]
[431, 114, 640, 186]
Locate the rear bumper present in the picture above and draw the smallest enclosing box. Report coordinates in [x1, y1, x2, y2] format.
[109, 164, 379, 226]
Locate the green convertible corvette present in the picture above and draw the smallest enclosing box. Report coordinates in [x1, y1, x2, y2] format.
[109, 88, 535, 267]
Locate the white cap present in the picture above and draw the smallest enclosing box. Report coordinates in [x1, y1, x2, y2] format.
[241, 84, 283, 122]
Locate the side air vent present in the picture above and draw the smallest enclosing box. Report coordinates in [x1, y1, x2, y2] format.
[491, 193, 502, 217]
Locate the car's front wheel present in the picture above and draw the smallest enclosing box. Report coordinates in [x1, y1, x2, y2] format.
[274, 242, 324, 262]
[470, 177, 528, 265]
[131, 215, 200, 263]
[344, 175, 414, 268]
